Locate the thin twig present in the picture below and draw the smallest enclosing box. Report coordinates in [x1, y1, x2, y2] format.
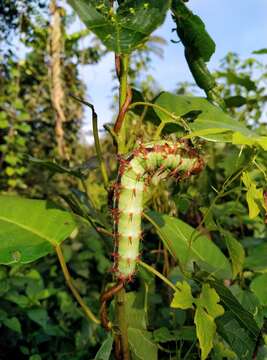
[69, 94, 109, 188]
[55, 244, 100, 324]
[100, 281, 123, 331]
[137, 260, 177, 292]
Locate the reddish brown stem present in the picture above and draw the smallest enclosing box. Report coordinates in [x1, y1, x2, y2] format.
[115, 54, 121, 79]
[114, 85, 132, 134]
[99, 281, 124, 331]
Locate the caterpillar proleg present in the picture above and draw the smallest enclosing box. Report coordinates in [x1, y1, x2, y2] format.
[112, 140, 204, 282]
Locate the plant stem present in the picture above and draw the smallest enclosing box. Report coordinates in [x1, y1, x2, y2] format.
[137, 260, 177, 292]
[115, 54, 130, 153]
[113, 54, 131, 359]
[68, 94, 109, 188]
[119, 55, 129, 110]
[92, 107, 109, 188]
[116, 288, 130, 360]
[55, 244, 100, 325]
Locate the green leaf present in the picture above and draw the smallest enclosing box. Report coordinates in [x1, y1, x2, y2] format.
[224, 95, 247, 108]
[154, 92, 252, 142]
[153, 326, 196, 342]
[67, 0, 170, 54]
[94, 333, 113, 360]
[232, 132, 267, 151]
[146, 211, 232, 279]
[212, 339, 238, 359]
[224, 233, 245, 278]
[172, 0, 215, 61]
[0, 196, 77, 264]
[242, 172, 264, 219]
[170, 280, 194, 309]
[128, 328, 157, 360]
[252, 48, 267, 54]
[231, 286, 264, 328]
[125, 291, 147, 330]
[250, 274, 267, 306]
[29, 355, 42, 360]
[224, 71, 256, 91]
[0, 117, 9, 129]
[208, 279, 260, 340]
[2, 317, 22, 334]
[216, 312, 255, 360]
[27, 156, 98, 179]
[245, 243, 267, 272]
[27, 308, 49, 328]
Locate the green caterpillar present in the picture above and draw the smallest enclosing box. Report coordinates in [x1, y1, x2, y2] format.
[112, 140, 204, 282]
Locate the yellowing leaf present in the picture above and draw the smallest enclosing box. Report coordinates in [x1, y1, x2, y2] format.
[196, 284, 224, 319]
[194, 284, 224, 360]
[170, 281, 194, 309]
[241, 172, 263, 219]
[194, 306, 216, 360]
[256, 136, 267, 150]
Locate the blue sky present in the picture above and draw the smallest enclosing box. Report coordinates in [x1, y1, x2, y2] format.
[76, 0, 267, 140]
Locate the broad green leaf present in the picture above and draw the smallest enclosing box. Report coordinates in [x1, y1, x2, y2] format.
[94, 333, 113, 360]
[0, 196, 77, 264]
[208, 279, 260, 339]
[250, 274, 267, 306]
[27, 308, 49, 329]
[125, 291, 146, 330]
[245, 243, 267, 272]
[153, 326, 196, 342]
[154, 92, 253, 142]
[231, 286, 264, 328]
[232, 132, 267, 151]
[224, 233, 245, 278]
[67, 0, 170, 54]
[242, 172, 264, 219]
[146, 211, 232, 279]
[2, 317, 22, 334]
[194, 306, 215, 360]
[171, 280, 194, 309]
[216, 312, 255, 360]
[128, 328, 157, 360]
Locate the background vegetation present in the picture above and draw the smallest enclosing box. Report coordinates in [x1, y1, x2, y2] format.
[0, 1, 267, 359]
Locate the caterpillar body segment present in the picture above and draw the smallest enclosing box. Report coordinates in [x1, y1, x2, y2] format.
[112, 140, 204, 282]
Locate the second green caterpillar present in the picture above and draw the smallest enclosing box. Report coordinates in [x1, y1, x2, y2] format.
[112, 140, 204, 282]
